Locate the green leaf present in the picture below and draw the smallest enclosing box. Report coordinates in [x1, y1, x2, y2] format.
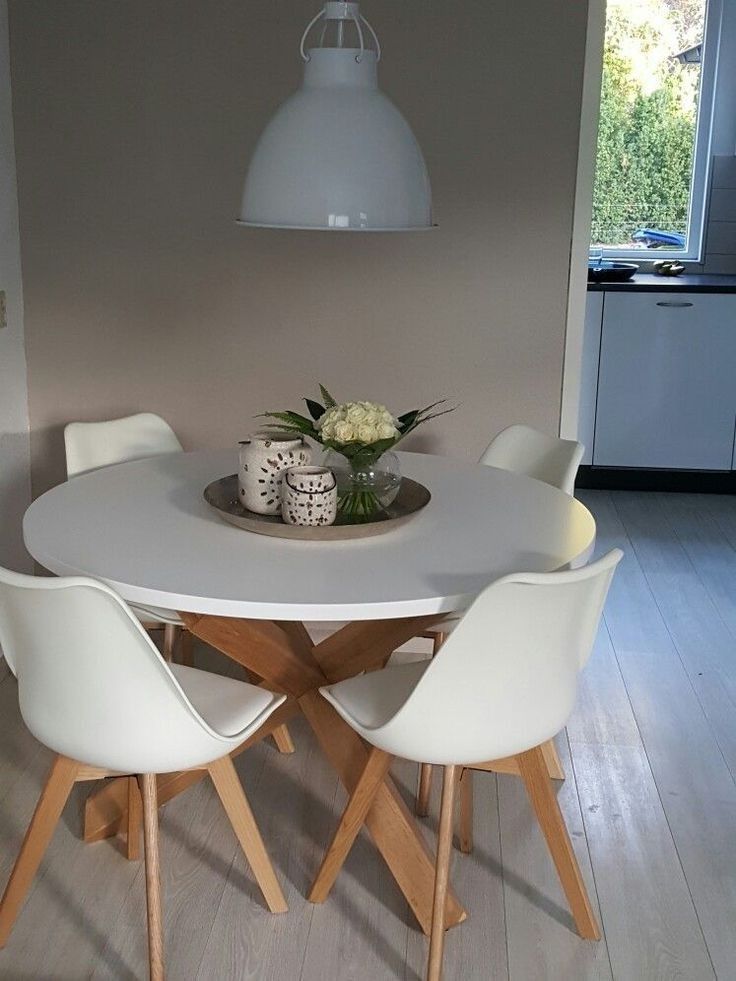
[367, 437, 399, 455]
[257, 411, 317, 436]
[415, 405, 458, 425]
[260, 423, 310, 436]
[414, 399, 450, 419]
[333, 441, 361, 459]
[319, 384, 338, 409]
[259, 410, 316, 427]
[396, 409, 419, 432]
[304, 398, 325, 421]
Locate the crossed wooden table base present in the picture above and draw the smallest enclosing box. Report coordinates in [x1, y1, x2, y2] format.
[82, 612, 564, 936]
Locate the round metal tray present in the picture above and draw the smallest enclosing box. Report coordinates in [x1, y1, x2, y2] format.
[203, 474, 431, 541]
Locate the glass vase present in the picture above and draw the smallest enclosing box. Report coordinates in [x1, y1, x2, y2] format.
[322, 449, 402, 522]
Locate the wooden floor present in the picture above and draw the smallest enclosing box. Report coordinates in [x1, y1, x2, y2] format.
[1, 489, 736, 980]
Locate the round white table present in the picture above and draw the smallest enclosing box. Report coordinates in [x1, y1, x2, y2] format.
[23, 448, 596, 935]
[24, 449, 595, 622]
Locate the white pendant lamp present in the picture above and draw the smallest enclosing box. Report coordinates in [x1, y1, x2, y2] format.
[238, 1, 432, 232]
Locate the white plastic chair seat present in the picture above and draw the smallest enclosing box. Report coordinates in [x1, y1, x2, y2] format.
[323, 661, 430, 732]
[322, 552, 622, 767]
[311, 553, 621, 981]
[131, 603, 183, 627]
[168, 663, 280, 739]
[0, 566, 290, 965]
[0, 569, 287, 773]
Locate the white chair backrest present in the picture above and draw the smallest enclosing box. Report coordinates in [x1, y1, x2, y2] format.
[480, 424, 584, 495]
[373, 549, 622, 765]
[0, 567, 229, 772]
[64, 412, 182, 478]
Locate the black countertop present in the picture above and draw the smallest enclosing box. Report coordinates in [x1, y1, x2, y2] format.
[588, 273, 736, 293]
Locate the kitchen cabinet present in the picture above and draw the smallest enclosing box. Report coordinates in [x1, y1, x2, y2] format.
[592, 293, 736, 470]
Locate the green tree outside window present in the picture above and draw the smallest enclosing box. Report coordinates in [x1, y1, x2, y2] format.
[591, 0, 706, 249]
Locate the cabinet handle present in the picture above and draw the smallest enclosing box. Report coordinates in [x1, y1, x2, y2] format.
[656, 301, 693, 308]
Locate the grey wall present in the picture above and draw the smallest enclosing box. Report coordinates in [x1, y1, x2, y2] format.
[0, 0, 31, 574]
[9, 0, 589, 495]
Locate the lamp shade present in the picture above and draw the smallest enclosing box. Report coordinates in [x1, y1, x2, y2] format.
[238, 45, 432, 231]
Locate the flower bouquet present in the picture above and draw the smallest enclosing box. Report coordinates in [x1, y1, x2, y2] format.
[260, 384, 455, 521]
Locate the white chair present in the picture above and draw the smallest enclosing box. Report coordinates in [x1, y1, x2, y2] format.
[416, 423, 585, 821]
[64, 412, 183, 480]
[309, 550, 622, 981]
[63, 412, 296, 756]
[0, 567, 288, 981]
[64, 413, 187, 660]
[479, 423, 584, 496]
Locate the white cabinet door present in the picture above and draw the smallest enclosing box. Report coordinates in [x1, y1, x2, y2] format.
[593, 293, 736, 470]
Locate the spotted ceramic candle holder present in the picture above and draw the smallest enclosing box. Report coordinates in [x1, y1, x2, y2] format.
[238, 434, 310, 515]
[281, 466, 337, 527]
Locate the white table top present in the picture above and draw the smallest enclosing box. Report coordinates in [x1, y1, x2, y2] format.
[23, 450, 596, 622]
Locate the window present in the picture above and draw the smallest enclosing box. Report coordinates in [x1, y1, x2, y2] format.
[590, 0, 717, 259]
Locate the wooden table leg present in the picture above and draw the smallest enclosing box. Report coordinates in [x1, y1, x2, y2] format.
[309, 747, 394, 903]
[191, 613, 465, 934]
[300, 690, 465, 934]
[285, 619, 465, 934]
[83, 612, 466, 935]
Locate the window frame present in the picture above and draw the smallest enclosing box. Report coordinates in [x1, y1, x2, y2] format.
[594, 0, 722, 263]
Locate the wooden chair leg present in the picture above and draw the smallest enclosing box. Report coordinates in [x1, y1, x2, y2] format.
[207, 756, 287, 913]
[0, 754, 78, 948]
[416, 764, 433, 817]
[427, 764, 458, 981]
[414, 631, 445, 818]
[163, 623, 178, 663]
[309, 747, 394, 904]
[516, 746, 600, 940]
[271, 725, 296, 754]
[126, 776, 142, 861]
[540, 737, 565, 781]
[457, 768, 473, 854]
[138, 773, 165, 981]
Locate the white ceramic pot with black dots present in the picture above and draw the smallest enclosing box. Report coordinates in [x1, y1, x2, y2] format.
[238, 434, 311, 515]
[281, 466, 337, 527]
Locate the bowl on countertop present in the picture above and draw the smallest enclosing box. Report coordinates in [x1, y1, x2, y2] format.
[587, 261, 639, 283]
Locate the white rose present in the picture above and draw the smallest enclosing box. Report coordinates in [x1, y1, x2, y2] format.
[346, 403, 369, 424]
[318, 406, 345, 432]
[357, 423, 379, 444]
[334, 420, 356, 443]
[317, 400, 399, 446]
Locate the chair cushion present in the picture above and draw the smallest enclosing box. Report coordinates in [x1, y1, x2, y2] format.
[322, 660, 429, 731]
[169, 663, 281, 738]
